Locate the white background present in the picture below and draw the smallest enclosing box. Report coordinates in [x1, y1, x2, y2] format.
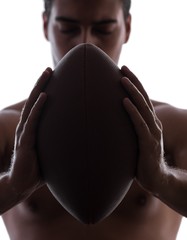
[0, 0, 187, 239]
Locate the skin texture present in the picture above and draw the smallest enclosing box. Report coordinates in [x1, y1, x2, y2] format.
[1, 0, 187, 239]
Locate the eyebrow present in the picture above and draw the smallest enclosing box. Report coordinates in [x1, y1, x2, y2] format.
[55, 16, 79, 24]
[55, 16, 117, 25]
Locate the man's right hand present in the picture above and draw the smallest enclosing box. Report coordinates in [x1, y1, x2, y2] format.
[9, 67, 52, 200]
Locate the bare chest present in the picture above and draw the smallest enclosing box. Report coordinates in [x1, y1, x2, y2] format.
[2, 182, 182, 240]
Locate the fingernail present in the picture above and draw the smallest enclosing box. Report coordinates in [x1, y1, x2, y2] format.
[45, 67, 52, 73]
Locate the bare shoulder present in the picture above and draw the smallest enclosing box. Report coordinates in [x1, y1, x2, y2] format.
[0, 100, 26, 127]
[0, 100, 26, 169]
[1, 100, 26, 112]
[152, 99, 187, 124]
[152, 99, 187, 166]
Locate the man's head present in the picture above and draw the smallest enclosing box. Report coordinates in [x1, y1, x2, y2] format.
[42, 0, 131, 66]
[43, 0, 131, 19]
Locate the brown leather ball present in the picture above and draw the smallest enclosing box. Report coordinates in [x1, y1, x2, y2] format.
[37, 43, 137, 224]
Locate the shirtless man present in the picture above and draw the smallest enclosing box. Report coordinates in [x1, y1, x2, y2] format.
[1, 0, 187, 239]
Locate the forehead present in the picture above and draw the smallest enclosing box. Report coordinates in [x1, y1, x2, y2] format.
[51, 0, 123, 20]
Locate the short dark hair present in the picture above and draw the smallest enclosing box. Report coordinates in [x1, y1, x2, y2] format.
[122, 0, 131, 18]
[43, 0, 131, 19]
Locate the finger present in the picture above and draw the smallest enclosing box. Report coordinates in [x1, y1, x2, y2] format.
[123, 97, 150, 141]
[121, 65, 154, 112]
[19, 92, 47, 146]
[20, 68, 52, 128]
[122, 77, 160, 135]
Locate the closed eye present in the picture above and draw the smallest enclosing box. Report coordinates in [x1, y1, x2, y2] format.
[92, 28, 113, 35]
[92, 21, 116, 36]
[60, 27, 80, 34]
[55, 17, 80, 35]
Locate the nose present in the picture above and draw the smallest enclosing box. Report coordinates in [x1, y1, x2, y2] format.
[83, 30, 92, 44]
[74, 28, 98, 46]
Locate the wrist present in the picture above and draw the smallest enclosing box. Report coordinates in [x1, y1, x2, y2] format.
[137, 157, 168, 197]
[0, 172, 21, 214]
[152, 163, 169, 198]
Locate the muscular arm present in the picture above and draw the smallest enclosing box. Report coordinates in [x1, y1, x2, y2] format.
[0, 172, 20, 214]
[0, 110, 20, 214]
[121, 65, 187, 217]
[153, 105, 187, 217]
[154, 162, 187, 217]
[0, 68, 52, 215]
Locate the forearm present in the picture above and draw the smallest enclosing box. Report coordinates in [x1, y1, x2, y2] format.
[153, 165, 187, 217]
[0, 172, 21, 215]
